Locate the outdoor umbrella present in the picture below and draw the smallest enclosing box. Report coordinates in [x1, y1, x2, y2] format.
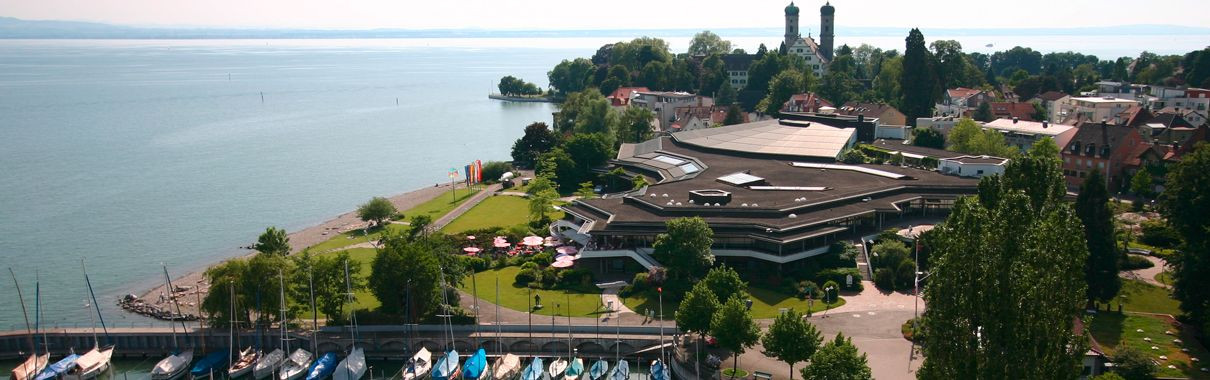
[555, 246, 578, 255]
[522, 236, 544, 247]
[493, 237, 510, 248]
[463, 247, 482, 255]
[550, 260, 574, 268]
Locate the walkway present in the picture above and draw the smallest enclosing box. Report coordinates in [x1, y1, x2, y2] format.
[1121, 254, 1169, 288]
[432, 183, 504, 230]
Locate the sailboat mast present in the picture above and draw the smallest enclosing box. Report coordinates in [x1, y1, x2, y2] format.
[82, 260, 110, 345]
[495, 276, 501, 354]
[37, 274, 49, 355]
[309, 268, 318, 354]
[566, 294, 571, 360]
[279, 271, 287, 354]
[230, 284, 236, 364]
[162, 264, 179, 349]
[163, 266, 190, 342]
[9, 268, 36, 356]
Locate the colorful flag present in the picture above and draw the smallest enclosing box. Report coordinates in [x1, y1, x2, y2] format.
[475, 160, 483, 183]
[448, 167, 459, 179]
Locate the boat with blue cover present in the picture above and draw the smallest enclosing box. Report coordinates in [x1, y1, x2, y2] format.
[305, 352, 338, 380]
[191, 350, 231, 379]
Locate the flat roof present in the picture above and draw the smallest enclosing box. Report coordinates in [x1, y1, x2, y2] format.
[983, 118, 1074, 136]
[1070, 97, 1138, 104]
[672, 119, 856, 159]
[941, 155, 1009, 165]
[718, 172, 765, 186]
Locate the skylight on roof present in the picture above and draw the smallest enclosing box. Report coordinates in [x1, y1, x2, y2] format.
[679, 163, 701, 174]
[652, 155, 686, 165]
[717, 172, 765, 186]
[749, 186, 829, 191]
[790, 162, 913, 180]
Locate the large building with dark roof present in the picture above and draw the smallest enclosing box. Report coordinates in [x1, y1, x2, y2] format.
[553, 117, 983, 272]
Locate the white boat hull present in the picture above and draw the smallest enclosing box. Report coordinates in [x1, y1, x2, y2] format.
[278, 349, 314, 380]
[151, 350, 193, 380]
[332, 347, 366, 380]
[254, 349, 286, 380]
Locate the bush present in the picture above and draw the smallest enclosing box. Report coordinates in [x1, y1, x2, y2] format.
[797, 280, 821, 300]
[520, 261, 539, 271]
[874, 268, 895, 290]
[558, 268, 594, 288]
[1120, 255, 1155, 270]
[1111, 346, 1155, 380]
[480, 161, 513, 183]
[515, 268, 539, 286]
[532, 252, 554, 267]
[841, 149, 870, 164]
[540, 268, 558, 288]
[815, 268, 864, 292]
[1140, 219, 1180, 248]
[896, 260, 917, 290]
[632, 272, 650, 290]
[871, 240, 910, 270]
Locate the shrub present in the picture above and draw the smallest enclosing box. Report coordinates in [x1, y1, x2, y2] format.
[1140, 219, 1180, 248]
[532, 252, 554, 267]
[841, 149, 870, 164]
[540, 268, 558, 288]
[896, 260, 917, 290]
[1111, 346, 1155, 380]
[480, 161, 513, 183]
[815, 268, 863, 292]
[874, 268, 895, 291]
[871, 240, 910, 270]
[1120, 255, 1155, 270]
[632, 272, 650, 289]
[520, 261, 539, 271]
[558, 268, 594, 288]
[514, 268, 538, 286]
[797, 280, 821, 300]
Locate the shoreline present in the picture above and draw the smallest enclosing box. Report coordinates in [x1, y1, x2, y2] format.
[131, 181, 476, 320]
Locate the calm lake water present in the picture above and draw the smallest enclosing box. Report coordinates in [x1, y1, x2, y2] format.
[0, 33, 1204, 330]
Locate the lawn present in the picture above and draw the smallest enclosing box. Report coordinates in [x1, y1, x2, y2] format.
[305, 248, 380, 319]
[1089, 313, 1210, 379]
[441, 195, 564, 234]
[1129, 241, 1178, 259]
[306, 188, 479, 253]
[620, 285, 846, 320]
[457, 266, 606, 317]
[1156, 270, 1173, 286]
[1114, 279, 1181, 316]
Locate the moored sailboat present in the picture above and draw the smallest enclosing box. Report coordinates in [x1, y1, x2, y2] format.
[402, 347, 432, 380]
[333, 260, 366, 380]
[278, 349, 314, 380]
[63, 261, 115, 380]
[520, 358, 544, 380]
[151, 265, 193, 380]
[587, 360, 607, 380]
[9, 268, 49, 380]
[430, 350, 460, 380]
[462, 349, 489, 380]
[305, 352, 338, 380]
[491, 353, 520, 380]
[563, 358, 583, 380]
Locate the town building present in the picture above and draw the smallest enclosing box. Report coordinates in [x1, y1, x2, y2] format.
[988, 102, 1038, 121]
[782, 2, 832, 77]
[720, 54, 757, 90]
[837, 101, 907, 126]
[1032, 91, 1071, 122]
[982, 118, 1076, 152]
[936, 87, 993, 117]
[938, 155, 1009, 178]
[781, 92, 834, 113]
[554, 117, 982, 272]
[1060, 117, 1148, 191]
[669, 105, 745, 132]
[1055, 96, 1139, 124]
[607, 87, 650, 107]
[632, 91, 713, 128]
[1150, 87, 1209, 126]
[915, 116, 960, 137]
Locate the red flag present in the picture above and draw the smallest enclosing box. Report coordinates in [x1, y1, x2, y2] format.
[476, 160, 483, 182]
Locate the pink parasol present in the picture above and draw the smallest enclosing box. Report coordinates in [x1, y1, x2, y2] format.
[543, 237, 558, 247]
[466, 235, 477, 241]
[522, 236, 544, 247]
[550, 260, 574, 268]
[554, 254, 576, 262]
[463, 247, 482, 255]
[555, 246, 579, 255]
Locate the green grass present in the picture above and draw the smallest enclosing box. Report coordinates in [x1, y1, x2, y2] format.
[1128, 241, 1178, 259]
[306, 248, 380, 320]
[1114, 279, 1181, 315]
[441, 195, 564, 234]
[403, 188, 481, 222]
[1156, 270, 1174, 286]
[1090, 313, 1210, 379]
[720, 368, 749, 378]
[620, 286, 846, 320]
[305, 188, 479, 252]
[457, 266, 605, 317]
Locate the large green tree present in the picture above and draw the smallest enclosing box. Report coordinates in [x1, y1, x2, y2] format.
[511, 122, 559, 169]
[676, 282, 719, 378]
[757, 70, 804, 116]
[357, 197, 397, 227]
[548, 58, 595, 95]
[761, 309, 822, 380]
[918, 155, 1089, 379]
[1161, 142, 1210, 328]
[653, 217, 715, 291]
[370, 231, 444, 318]
[702, 265, 747, 305]
[711, 296, 761, 377]
[901, 28, 937, 126]
[1077, 169, 1121, 303]
[618, 106, 655, 144]
[799, 333, 871, 380]
[254, 226, 291, 256]
[688, 31, 733, 56]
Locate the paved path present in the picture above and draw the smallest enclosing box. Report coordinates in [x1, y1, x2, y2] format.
[1121, 254, 1170, 288]
[433, 183, 504, 230]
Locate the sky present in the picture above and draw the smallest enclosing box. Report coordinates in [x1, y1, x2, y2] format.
[2, 0, 1209, 30]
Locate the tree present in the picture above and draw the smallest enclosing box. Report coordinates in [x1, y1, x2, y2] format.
[528, 187, 557, 225]
[723, 105, 745, 126]
[313, 251, 362, 322]
[536, 147, 578, 192]
[872, 56, 903, 108]
[818, 70, 859, 107]
[565, 133, 613, 175]
[1160, 143, 1210, 328]
[511, 122, 558, 169]
[498, 76, 542, 96]
[761, 309, 822, 380]
[357, 197, 397, 227]
[555, 89, 619, 138]
[1077, 169, 1121, 303]
[912, 128, 945, 149]
[255, 226, 291, 256]
[653, 217, 715, 292]
[201, 258, 249, 326]
[619, 106, 655, 143]
[407, 214, 432, 241]
[1028, 136, 1060, 161]
[677, 281, 719, 377]
[757, 70, 804, 116]
[716, 82, 737, 106]
[688, 31, 733, 56]
[918, 154, 1088, 379]
[799, 333, 871, 380]
[901, 29, 937, 126]
[711, 296, 761, 377]
[370, 231, 443, 317]
[1129, 170, 1152, 199]
[972, 101, 993, 122]
[702, 266, 746, 304]
[548, 58, 595, 95]
[1110, 346, 1156, 380]
[576, 181, 596, 199]
[480, 161, 512, 184]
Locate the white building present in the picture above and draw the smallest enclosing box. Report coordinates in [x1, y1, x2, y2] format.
[783, 2, 832, 77]
[632, 91, 713, 127]
[1056, 97, 1139, 124]
[983, 118, 1076, 152]
[939, 155, 1009, 178]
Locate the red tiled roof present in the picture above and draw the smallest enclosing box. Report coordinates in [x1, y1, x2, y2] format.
[947, 87, 982, 100]
[1035, 91, 1069, 102]
[988, 102, 1036, 121]
[782, 92, 834, 113]
[607, 87, 650, 106]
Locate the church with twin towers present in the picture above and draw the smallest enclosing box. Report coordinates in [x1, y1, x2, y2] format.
[782, 1, 834, 77]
